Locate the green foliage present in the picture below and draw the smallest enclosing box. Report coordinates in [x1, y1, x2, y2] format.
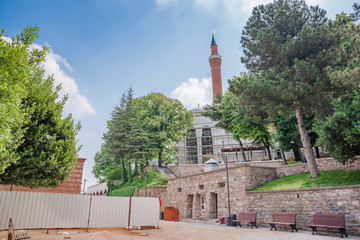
[274, 115, 301, 152]
[92, 144, 116, 179]
[354, 3, 360, 21]
[315, 89, 360, 163]
[230, 0, 360, 177]
[203, 91, 273, 159]
[106, 167, 122, 181]
[146, 169, 171, 186]
[250, 170, 360, 190]
[108, 169, 170, 197]
[0, 27, 80, 188]
[135, 92, 193, 166]
[0, 26, 46, 173]
[93, 88, 153, 185]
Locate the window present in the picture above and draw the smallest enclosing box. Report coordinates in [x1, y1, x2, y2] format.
[201, 196, 205, 210]
[177, 187, 182, 192]
[201, 128, 213, 155]
[199, 184, 204, 190]
[218, 182, 225, 188]
[186, 129, 198, 164]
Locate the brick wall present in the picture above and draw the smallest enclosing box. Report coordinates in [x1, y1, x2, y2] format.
[0, 158, 86, 194]
[246, 186, 360, 235]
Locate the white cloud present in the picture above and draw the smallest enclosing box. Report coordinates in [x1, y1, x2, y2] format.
[171, 77, 212, 109]
[42, 47, 96, 119]
[1, 36, 96, 119]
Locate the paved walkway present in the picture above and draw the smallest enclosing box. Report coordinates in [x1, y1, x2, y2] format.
[1, 221, 359, 240]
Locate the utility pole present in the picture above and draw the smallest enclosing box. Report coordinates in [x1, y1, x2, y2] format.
[225, 155, 231, 226]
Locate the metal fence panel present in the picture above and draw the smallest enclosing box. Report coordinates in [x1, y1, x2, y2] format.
[0, 192, 160, 230]
[88, 196, 130, 228]
[0, 191, 90, 229]
[130, 197, 160, 227]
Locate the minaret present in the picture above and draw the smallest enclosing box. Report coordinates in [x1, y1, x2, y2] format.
[209, 33, 223, 100]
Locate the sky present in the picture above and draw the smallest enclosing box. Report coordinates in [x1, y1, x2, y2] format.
[0, 0, 356, 188]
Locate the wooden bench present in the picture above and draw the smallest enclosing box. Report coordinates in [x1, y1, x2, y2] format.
[8, 218, 31, 240]
[233, 212, 257, 229]
[309, 213, 348, 238]
[269, 212, 297, 232]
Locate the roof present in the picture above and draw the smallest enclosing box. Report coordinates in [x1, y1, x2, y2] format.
[211, 33, 217, 46]
[191, 106, 204, 113]
[204, 159, 219, 164]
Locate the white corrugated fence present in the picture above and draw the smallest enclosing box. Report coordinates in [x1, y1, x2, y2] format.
[0, 191, 159, 230]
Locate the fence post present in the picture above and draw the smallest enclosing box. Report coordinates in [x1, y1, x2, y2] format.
[127, 197, 132, 230]
[87, 195, 92, 232]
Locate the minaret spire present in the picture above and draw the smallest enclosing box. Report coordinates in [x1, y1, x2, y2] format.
[209, 34, 222, 100]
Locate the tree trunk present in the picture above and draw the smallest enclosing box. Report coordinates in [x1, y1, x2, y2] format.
[295, 106, 319, 178]
[293, 147, 301, 162]
[121, 159, 128, 184]
[315, 146, 320, 158]
[262, 139, 272, 160]
[238, 140, 247, 162]
[158, 150, 162, 167]
[280, 149, 287, 165]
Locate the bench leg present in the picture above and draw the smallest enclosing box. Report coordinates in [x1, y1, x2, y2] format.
[311, 226, 317, 235]
[339, 228, 348, 238]
[270, 224, 277, 231]
[251, 221, 257, 229]
[290, 224, 297, 233]
[235, 222, 241, 228]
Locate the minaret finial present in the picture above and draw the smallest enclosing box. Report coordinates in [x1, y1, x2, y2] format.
[211, 33, 217, 46]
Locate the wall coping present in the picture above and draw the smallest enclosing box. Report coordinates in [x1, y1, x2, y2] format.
[136, 186, 167, 191]
[168, 160, 282, 181]
[246, 184, 360, 194]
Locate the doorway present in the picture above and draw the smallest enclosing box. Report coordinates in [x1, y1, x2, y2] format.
[186, 195, 193, 219]
[209, 192, 218, 219]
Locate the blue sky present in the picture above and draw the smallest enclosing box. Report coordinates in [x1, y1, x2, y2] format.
[0, 0, 356, 188]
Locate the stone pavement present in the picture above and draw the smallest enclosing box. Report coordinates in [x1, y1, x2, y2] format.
[1, 221, 359, 240]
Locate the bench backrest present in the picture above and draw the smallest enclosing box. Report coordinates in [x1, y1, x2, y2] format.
[313, 213, 345, 227]
[238, 212, 257, 222]
[272, 213, 296, 224]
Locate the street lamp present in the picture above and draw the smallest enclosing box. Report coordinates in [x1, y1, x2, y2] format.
[225, 155, 231, 226]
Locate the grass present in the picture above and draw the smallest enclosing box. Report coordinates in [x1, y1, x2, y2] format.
[249, 170, 360, 191]
[286, 161, 302, 165]
[108, 169, 171, 197]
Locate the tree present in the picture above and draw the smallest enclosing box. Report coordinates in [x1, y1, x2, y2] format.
[92, 144, 116, 179]
[354, 3, 360, 21]
[103, 88, 152, 183]
[0, 27, 45, 174]
[315, 88, 360, 163]
[0, 27, 81, 188]
[203, 92, 273, 161]
[230, 0, 360, 177]
[134, 93, 193, 167]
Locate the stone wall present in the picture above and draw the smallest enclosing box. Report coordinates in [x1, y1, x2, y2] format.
[165, 165, 248, 220]
[246, 186, 360, 235]
[275, 158, 360, 178]
[133, 186, 167, 198]
[0, 158, 86, 194]
[169, 160, 282, 177]
[164, 158, 360, 235]
[245, 166, 277, 190]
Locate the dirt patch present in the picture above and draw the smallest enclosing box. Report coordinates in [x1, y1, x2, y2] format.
[1, 221, 359, 240]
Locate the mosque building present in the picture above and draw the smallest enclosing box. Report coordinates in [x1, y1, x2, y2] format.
[176, 35, 273, 165]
